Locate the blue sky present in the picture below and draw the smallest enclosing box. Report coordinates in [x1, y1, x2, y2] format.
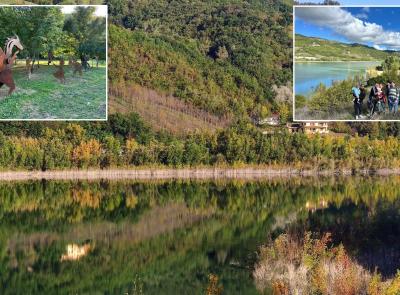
[295, 6, 400, 50]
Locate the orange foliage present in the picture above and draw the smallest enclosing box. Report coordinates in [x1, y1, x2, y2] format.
[72, 139, 102, 168]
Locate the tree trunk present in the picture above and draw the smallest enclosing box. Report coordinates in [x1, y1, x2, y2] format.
[31, 55, 35, 73]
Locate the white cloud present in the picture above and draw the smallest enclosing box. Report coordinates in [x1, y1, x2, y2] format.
[296, 7, 400, 50]
[373, 44, 385, 50]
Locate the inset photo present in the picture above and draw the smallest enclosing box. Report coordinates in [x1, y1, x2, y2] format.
[0, 5, 107, 120]
[294, 6, 400, 121]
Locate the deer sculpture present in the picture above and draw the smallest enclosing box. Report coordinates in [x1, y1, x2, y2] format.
[0, 35, 23, 95]
[71, 58, 83, 76]
[53, 58, 65, 84]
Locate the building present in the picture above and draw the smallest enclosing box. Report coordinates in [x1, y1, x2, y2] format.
[256, 114, 280, 126]
[286, 122, 329, 134]
[302, 122, 329, 134]
[286, 122, 303, 133]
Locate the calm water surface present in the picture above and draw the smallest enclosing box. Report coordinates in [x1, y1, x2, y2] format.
[1, 178, 400, 294]
[295, 61, 381, 96]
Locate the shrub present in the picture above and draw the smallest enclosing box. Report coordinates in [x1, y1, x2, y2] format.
[309, 78, 357, 112]
[254, 232, 400, 295]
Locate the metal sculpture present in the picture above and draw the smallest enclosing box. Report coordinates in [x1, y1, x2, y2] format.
[53, 59, 65, 84]
[71, 58, 82, 76]
[0, 36, 23, 95]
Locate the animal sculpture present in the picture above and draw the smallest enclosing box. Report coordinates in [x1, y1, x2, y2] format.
[53, 59, 65, 84]
[71, 58, 82, 76]
[0, 36, 23, 95]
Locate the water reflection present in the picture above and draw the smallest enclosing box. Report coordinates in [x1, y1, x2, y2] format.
[0, 177, 400, 293]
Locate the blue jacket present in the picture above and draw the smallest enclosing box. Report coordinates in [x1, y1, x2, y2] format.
[352, 87, 360, 101]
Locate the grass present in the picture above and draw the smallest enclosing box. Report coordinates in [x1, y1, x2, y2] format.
[109, 84, 230, 135]
[0, 60, 106, 120]
[254, 232, 400, 295]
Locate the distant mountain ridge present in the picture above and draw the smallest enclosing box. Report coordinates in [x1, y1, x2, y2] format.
[295, 34, 395, 61]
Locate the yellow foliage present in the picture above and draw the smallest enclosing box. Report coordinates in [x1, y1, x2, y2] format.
[206, 274, 223, 295]
[386, 271, 400, 295]
[72, 189, 101, 208]
[126, 138, 139, 153]
[125, 194, 138, 209]
[72, 139, 102, 167]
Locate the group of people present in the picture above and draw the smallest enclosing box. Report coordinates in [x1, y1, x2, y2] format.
[351, 81, 400, 119]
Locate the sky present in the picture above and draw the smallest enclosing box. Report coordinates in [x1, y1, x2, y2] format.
[61, 5, 107, 17]
[295, 6, 400, 50]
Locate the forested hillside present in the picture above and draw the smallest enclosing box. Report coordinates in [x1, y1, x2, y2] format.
[108, 0, 293, 121]
[296, 34, 391, 61]
[0, 1, 399, 169]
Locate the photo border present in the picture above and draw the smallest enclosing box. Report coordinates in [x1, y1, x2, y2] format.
[0, 4, 108, 122]
[293, 4, 400, 122]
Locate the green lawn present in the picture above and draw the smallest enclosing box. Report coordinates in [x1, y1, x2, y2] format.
[0, 61, 106, 120]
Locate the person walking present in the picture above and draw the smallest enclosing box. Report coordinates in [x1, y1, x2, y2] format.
[388, 81, 399, 114]
[352, 84, 362, 119]
[377, 84, 386, 114]
[368, 83, 379, 113]
[359, 84, 366, 116]
[369, 83, 385, 118]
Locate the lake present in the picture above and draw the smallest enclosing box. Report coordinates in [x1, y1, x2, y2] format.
[295, 61, 381, 96]
[2, 177, 400, 294]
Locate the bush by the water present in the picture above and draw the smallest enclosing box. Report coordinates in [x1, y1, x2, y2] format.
[295, 94, 307, 109]
[4, 114, 400, 170]
[253, 232, 400, 295]
[308, 78, 359, 112]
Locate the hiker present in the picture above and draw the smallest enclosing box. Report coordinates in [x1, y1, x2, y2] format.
[359, 85, 366, 114]
[368, 83, 379, 111]
[388, 81, 399, 114]
[352, 84, 362, 119]
[369, 83, 386, 118]
[376, 84, 387, 113]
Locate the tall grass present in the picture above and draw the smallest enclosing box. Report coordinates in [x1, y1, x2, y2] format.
[254, 232, 400, 295]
